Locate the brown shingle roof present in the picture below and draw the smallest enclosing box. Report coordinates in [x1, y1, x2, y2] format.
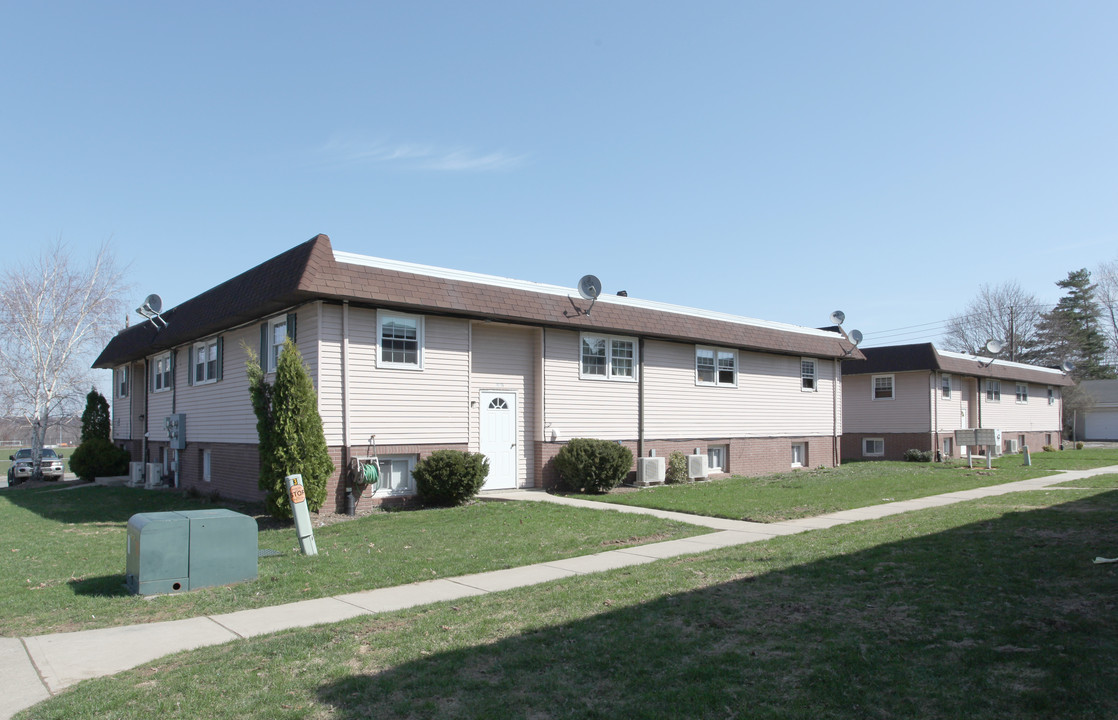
[842, 343, 1074, 386]
[95, 234, 861, 368]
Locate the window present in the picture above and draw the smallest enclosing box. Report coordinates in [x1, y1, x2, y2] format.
[1048, 386, 1055, 405]
[791, 443, 806, 467]
[376, 455, 417, 495]
[872, 375, 894, 400]
[192, 338, 222, 385]
[116, 366, 129, 398]
[378, 311, 423, 369]
[1016, 383, 1028, 404]
[941, 374, 951, 399]
[696, 346, 737, 386]
[801, 359, 817, 391]
[581, 333, 637, 381]
[1045, 433, 1052, 446]
[986, 380, 1001, 402]
[152, 353, 172, 392]
[863, 438, 885, 457]
[269, 317, 287, 372]
[707, 445, 727, 472]
[942, 437, 954, 458]
[202, 449, 212, 483]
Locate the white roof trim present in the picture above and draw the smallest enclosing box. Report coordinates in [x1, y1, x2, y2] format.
[334, 249, 842, 340]
[936, 348, 1068, 377]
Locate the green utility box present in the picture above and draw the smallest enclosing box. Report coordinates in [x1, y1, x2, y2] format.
[126, 509, 258, 595]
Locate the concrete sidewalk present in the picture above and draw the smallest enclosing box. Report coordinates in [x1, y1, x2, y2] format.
[3, 465, 1116, 719]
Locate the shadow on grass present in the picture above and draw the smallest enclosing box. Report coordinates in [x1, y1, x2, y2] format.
[1, 484, 264, 524]
[68, 574, 129, 598]
[316, 491, 1118, 720]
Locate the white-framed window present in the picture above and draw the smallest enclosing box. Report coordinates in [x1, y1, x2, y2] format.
[192, 338, 221, 385]
[986, 380, 1001, 402]
[941, 374, 951, 399]
[801, 359, 817, 392]
[152, 353, 172, 392]
[707, 445, 728, 472]
[696, 346, 737, 386]
[863, 438, 885, 457]
[942, 437, 954, 458]
[872, 374, 894, 400]
[1016, 383, 1028, 404]
[376, 455, 417, 496]
[268, 317, 287, 372]
[1047, 386, 1055, 405]
[116, 366, 129, 398]
[378, 311, 423, 369]
[202, 449, 212, 483]
[581, 333, 637, 381]
[791, 442, 806, 467]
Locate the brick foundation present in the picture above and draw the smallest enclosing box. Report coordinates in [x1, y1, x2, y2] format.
[535, 435, 841, 488]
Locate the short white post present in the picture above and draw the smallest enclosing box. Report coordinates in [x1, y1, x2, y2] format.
[285, 474, 318, 556]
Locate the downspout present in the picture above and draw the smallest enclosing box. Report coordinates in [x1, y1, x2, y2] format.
[143, 358, 150, 468]
[832, 358, 839, 467]
[342, 301, 352, 512]
[930, 371, 937, 456]
[638, 337, 646, 460]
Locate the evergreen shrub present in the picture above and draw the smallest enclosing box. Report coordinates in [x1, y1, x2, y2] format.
[903, 448, 933, 462]
[554, 438, 634, 494]
[68, 437, 130, 481]
[665, 451, 689, 484]
[413, 450, 490, 506]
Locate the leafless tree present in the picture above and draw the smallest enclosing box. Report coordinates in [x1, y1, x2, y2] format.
[0, 241, 128, 479]
[1096, 257, 1118, 368]
[941, 281, 1047, 363]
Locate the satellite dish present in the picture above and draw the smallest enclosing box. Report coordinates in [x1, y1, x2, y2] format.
[143, 294, 163, 314]
[829, 310, 846, 326]
[850, 329, 863, 347]
[985, 339, 1004, 355]
[577, 275, 602, 301]
[1060, 358, 1075, 373]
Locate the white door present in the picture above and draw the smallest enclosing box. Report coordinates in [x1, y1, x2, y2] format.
[480, 391, 517, 490]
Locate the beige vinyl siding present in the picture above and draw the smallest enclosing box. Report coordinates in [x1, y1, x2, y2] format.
[978, 382, 1063, 432]
[842, 371, 931, 434]
[345, 308, 470, 445]
[111, 364, 132, 440]
[174, 325, 259, 444]
[146, 354, 175, 429]
[543, 329, 637, 441]
[317, 303, 345, 445]
[643, 341, 838, 438]
[469, 322, 537, 485]
[932, 373, 969, 433]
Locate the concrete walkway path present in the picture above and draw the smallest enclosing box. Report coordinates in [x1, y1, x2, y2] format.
[3, 465, 1116, 719]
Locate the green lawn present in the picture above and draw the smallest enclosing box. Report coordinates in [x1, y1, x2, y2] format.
[21, 485, 1118, 719]
[583, 448, 1118, 522]
[0, 486, 707, 636]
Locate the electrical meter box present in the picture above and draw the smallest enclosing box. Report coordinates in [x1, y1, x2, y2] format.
[126, 509, 258, 595]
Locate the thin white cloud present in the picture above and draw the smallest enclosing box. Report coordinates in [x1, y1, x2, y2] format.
[320, 136, 526, 173]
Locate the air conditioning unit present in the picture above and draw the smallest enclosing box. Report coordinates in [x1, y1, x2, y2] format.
[128, 462, 145, 487]
[687, 454, 709, 480]
[1006, 439, 1019, 453]
[145, 463, 164, 489]
[636, 457, 665, 486]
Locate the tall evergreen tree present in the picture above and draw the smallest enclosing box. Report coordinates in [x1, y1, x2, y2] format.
[1035, 268, 1115, 379]
[247, 338, 334, 518]
[79, 388, 111, 442]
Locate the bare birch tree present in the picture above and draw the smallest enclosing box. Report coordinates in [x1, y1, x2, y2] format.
[1096, 257, 1118, 368]
[941, 281, 1046, 363]
[0, 241, 128, 480]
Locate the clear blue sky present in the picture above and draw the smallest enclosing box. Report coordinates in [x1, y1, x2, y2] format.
[3, 2, 1116, 367]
